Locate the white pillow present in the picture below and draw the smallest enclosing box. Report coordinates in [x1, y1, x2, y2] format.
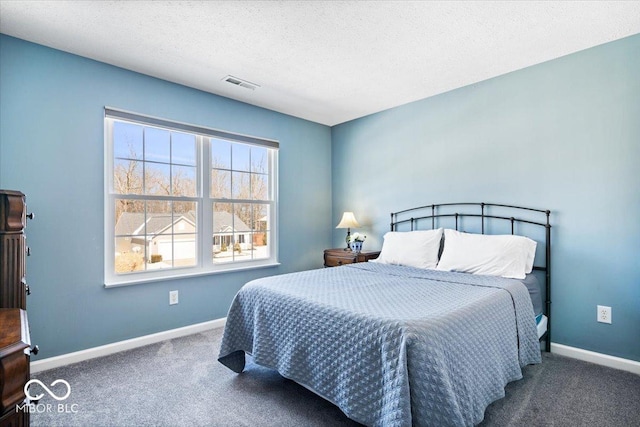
[374, 228, 443, 269]
[523, 239, 537, 274]
[436, 229, 537, 279]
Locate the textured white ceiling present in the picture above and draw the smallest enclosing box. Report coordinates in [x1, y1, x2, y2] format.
[1, 1, 639, 126]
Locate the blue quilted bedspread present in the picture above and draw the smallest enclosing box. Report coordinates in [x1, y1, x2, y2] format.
[218, 263, 541, 426]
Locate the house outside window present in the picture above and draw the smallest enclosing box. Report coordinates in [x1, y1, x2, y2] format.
[105, 108, 278, 286]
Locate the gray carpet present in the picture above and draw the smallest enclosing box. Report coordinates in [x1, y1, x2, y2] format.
[29, 328, 640, 427]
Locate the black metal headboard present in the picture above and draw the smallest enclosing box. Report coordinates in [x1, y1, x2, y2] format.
[390, 202, 552, 351]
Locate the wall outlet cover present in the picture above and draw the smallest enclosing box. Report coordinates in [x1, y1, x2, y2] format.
[169, 290, 179, 305]
[597, 305, 611, 324]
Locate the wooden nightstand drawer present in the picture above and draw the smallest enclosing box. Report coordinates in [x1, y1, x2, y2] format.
[324, 249, 380, 267]
[324, 252, 356, 267]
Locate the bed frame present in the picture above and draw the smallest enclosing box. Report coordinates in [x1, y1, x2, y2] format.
[390, 202, 552, 351]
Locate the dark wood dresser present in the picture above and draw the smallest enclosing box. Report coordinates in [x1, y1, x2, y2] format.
[1, 190, 31, 310]
[0, 190, 35, 427]
[0, 309, 30, 427]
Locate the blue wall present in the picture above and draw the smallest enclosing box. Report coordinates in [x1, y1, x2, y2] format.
[0, 35, 332, 359]
[332, 34, 640, 361]
[2, 33, 639, 363]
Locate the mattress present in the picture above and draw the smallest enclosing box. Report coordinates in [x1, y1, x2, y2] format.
[521, 273, 543, 317]
[536, 314, 548, 339]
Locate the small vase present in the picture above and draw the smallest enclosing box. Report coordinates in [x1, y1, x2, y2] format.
[352, 241, 363, 252]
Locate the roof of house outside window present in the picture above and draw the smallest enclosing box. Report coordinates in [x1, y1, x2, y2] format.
[115, 210, 250, 236]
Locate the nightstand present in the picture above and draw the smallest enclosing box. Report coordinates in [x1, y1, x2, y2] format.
[324, 248, 380, 267]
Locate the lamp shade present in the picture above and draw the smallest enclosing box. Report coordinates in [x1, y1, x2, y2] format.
[336, 212, 360, 229]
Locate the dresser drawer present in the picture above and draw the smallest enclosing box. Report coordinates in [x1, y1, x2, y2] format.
[0, 406, 28, 426]
[0, 309, 30, 420]
[324, 253, 357, 267]
[324, 249, 380, 267]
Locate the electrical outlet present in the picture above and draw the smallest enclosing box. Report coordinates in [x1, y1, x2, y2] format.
[597, 305, 611, 324]
[169, 290, 179, 305]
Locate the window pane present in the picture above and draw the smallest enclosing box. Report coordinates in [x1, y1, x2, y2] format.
[232, 171, 250, 199]
[253, 204, 269, 232]
[252, 204, 269, 260]
[251, 146, 267, 173]
[115, 237, 146, 273]
[209, 203, 270, 262]
[213, 202, 235, 263]
[178, 201, 195, 218]
[173, 200, 196, 216]
[145, 127, 171, 163]
[213, 233, 232, 263]
[232, 143, 251, 172]
[172, 165, 196, 197]
[174, 204, 197, 268]
[172, 132, 196, 166]
[145, 163, 171, 195]
[146, 201, 173, 269]
[232, 233, 250, 261]
[113, 121, 143, 160]
[211, 138, 231, 169]
[172, 234, 197, 267]
[251, 173, 268, 200]
[142, 202, 198, 269]
[213, 202, 233, 230]
[114, 198, 147, 273]
[115, 198, 146, 235]
[211, 169, 231, 198]
[114, 159, 143, 195]
[234, 203, 253, 231]
[146, 199, 172, 268]
[253, 231, 269, 260]
[146, 200, 172, 225]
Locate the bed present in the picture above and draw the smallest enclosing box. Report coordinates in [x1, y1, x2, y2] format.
[218, 203, 551, 426]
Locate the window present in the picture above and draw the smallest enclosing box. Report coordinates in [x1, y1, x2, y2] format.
[105, 109, 278, 286]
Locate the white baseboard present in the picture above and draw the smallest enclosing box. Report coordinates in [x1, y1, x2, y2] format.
[30, 324, 640, 376]
[30, 317, 226, 374]
[551, 343, 640, 375]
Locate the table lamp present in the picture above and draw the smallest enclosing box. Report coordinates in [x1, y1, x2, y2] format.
[336, 211, 360, 251]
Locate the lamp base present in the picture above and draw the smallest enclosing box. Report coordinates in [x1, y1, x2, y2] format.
[344, 228, 352, 251]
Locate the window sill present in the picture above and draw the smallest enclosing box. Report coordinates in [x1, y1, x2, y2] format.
[104, 262, 281, 288]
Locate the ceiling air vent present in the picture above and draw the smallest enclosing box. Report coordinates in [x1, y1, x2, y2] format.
[222, 75, 259, 91]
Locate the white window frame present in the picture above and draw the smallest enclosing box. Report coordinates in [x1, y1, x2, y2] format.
[104, 108, 279, 287]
